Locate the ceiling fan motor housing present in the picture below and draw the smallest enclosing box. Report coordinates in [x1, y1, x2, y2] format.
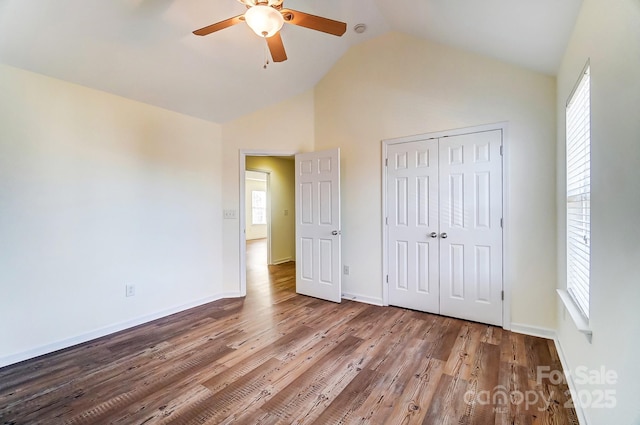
[238, 0, 284, 7]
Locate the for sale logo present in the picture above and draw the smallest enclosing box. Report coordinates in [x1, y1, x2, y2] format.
[538, 365, 618, 409]
[463, 365, 617, 412]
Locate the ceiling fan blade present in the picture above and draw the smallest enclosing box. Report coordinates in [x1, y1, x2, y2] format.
[193, 15, 244, 36]
[280, 9, 346, 36]
[266, 32, 287, 62]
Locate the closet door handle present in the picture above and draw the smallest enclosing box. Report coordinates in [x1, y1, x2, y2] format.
[440, 232, 448, 239]
[429, 232, 438, 238]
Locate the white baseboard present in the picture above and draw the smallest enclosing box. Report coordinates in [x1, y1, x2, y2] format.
[509, 324, 588, 425]
[510, 323, 556, 339]
[0, 294, 228, 368]
[271, 257, 293, 265]
[341, 292, 383, 306]
[553, 335, 589, 425]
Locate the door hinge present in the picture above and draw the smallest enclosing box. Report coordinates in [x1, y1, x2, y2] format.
[501, 290, 504, 301]
[386, 275, 389, 283]
[385, 158, 388, 166]
[500, 218, 503, 228]
[385, 217, 388, 225]
[500, 145, 504, 156]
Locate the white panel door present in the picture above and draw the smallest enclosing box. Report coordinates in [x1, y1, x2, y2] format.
[439, 130, 503, 326]
[387, 140, 440, 312]
[295, 149, 341, 303]
[385, 130, 503, 326]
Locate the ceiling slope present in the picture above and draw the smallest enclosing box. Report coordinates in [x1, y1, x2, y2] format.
[0, 0, 581, 123]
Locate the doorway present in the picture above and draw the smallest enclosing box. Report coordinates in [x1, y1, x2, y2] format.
[239, 149, 343, 303]
[245, 170, 269, 269]
[240, 151, 297, 296]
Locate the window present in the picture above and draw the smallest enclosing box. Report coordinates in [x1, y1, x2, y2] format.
[566, 63, 591, 319]
[251, 190, 267, 225]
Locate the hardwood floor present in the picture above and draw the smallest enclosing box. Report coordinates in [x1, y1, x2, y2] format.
[0, 239, 578, 424]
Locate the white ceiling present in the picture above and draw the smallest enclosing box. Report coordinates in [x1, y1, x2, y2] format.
[0, 0, 582, 123]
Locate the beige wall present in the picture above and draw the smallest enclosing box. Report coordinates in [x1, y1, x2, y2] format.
[221, 90, 315, 293]
[0, 64, 224, 366]
[555, 1, 640, 423]
[315, 32, 558, 328]
[246, 157, 295, 264]
[245, 173, 268, 241]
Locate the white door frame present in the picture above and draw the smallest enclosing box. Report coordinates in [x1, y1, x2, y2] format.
[239, 149, 297, 297]
[245, 169, 272, 264]
[381, 122, 512, 329]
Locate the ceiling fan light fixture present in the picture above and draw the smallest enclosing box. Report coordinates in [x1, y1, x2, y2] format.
[244, 5, 284, 38]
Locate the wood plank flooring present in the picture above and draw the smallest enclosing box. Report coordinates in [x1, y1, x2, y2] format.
[0, 239, 578, 424]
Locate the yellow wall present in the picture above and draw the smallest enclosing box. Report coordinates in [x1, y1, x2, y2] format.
[315, 32, 558, 327]
[555, 1, 640, 423]
[246, 157, 296, 263]
[0, 64, 224, 365]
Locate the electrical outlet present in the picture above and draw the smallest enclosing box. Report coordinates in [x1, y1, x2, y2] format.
[343, 265, 350, 275]
[126, 284, 135, 297]
[284, 209, 289, 216]
[223, 209, 237, 219]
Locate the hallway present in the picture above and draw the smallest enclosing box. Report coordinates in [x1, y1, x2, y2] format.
[245, 238, 297, 307]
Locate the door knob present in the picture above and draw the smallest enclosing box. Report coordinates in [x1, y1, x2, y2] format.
[331, 230, 341, 236]
[429, 232, 438, 238]
[440, 232, 448, 239]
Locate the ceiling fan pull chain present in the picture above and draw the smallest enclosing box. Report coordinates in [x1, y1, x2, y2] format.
[263, 38, 270, 69]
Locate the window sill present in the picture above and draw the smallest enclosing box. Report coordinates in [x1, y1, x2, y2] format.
[557, 289, 592, 343]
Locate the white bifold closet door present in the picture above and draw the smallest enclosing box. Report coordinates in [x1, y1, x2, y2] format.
[387, 139, 440, 313]
[387, 130, 503, 326]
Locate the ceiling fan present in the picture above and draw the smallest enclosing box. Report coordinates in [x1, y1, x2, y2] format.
[192, 0, 347, 63]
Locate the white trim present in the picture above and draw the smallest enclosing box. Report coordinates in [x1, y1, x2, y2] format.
[239, 150, 298, 297]
[509, 323, 556, 339]
[381, 122, 509, 145]
[553, 334, 590, 425]
[557, 289, 592, 342]
[501, 123, 511, 330]
[381, 141, 389, 306]
[341, 292, 384, 306]
[272, 257, 293, 265]
[509, 323, 589, 425]
[239, 152, 247, 296]
[381, 122, 510, 329]
[266, 173, 272, 265]
[245, 169, 272, 264]
[0, 294, 232, 368]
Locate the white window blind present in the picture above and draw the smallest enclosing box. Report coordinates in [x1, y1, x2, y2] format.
[566, 64, 591, 319]
[251, 190, 267, 225]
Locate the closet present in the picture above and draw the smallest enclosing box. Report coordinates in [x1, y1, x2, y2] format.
[385, 129, 503, 326]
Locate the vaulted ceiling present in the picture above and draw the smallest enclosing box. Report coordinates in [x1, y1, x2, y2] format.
[0, 0, 582, 123]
